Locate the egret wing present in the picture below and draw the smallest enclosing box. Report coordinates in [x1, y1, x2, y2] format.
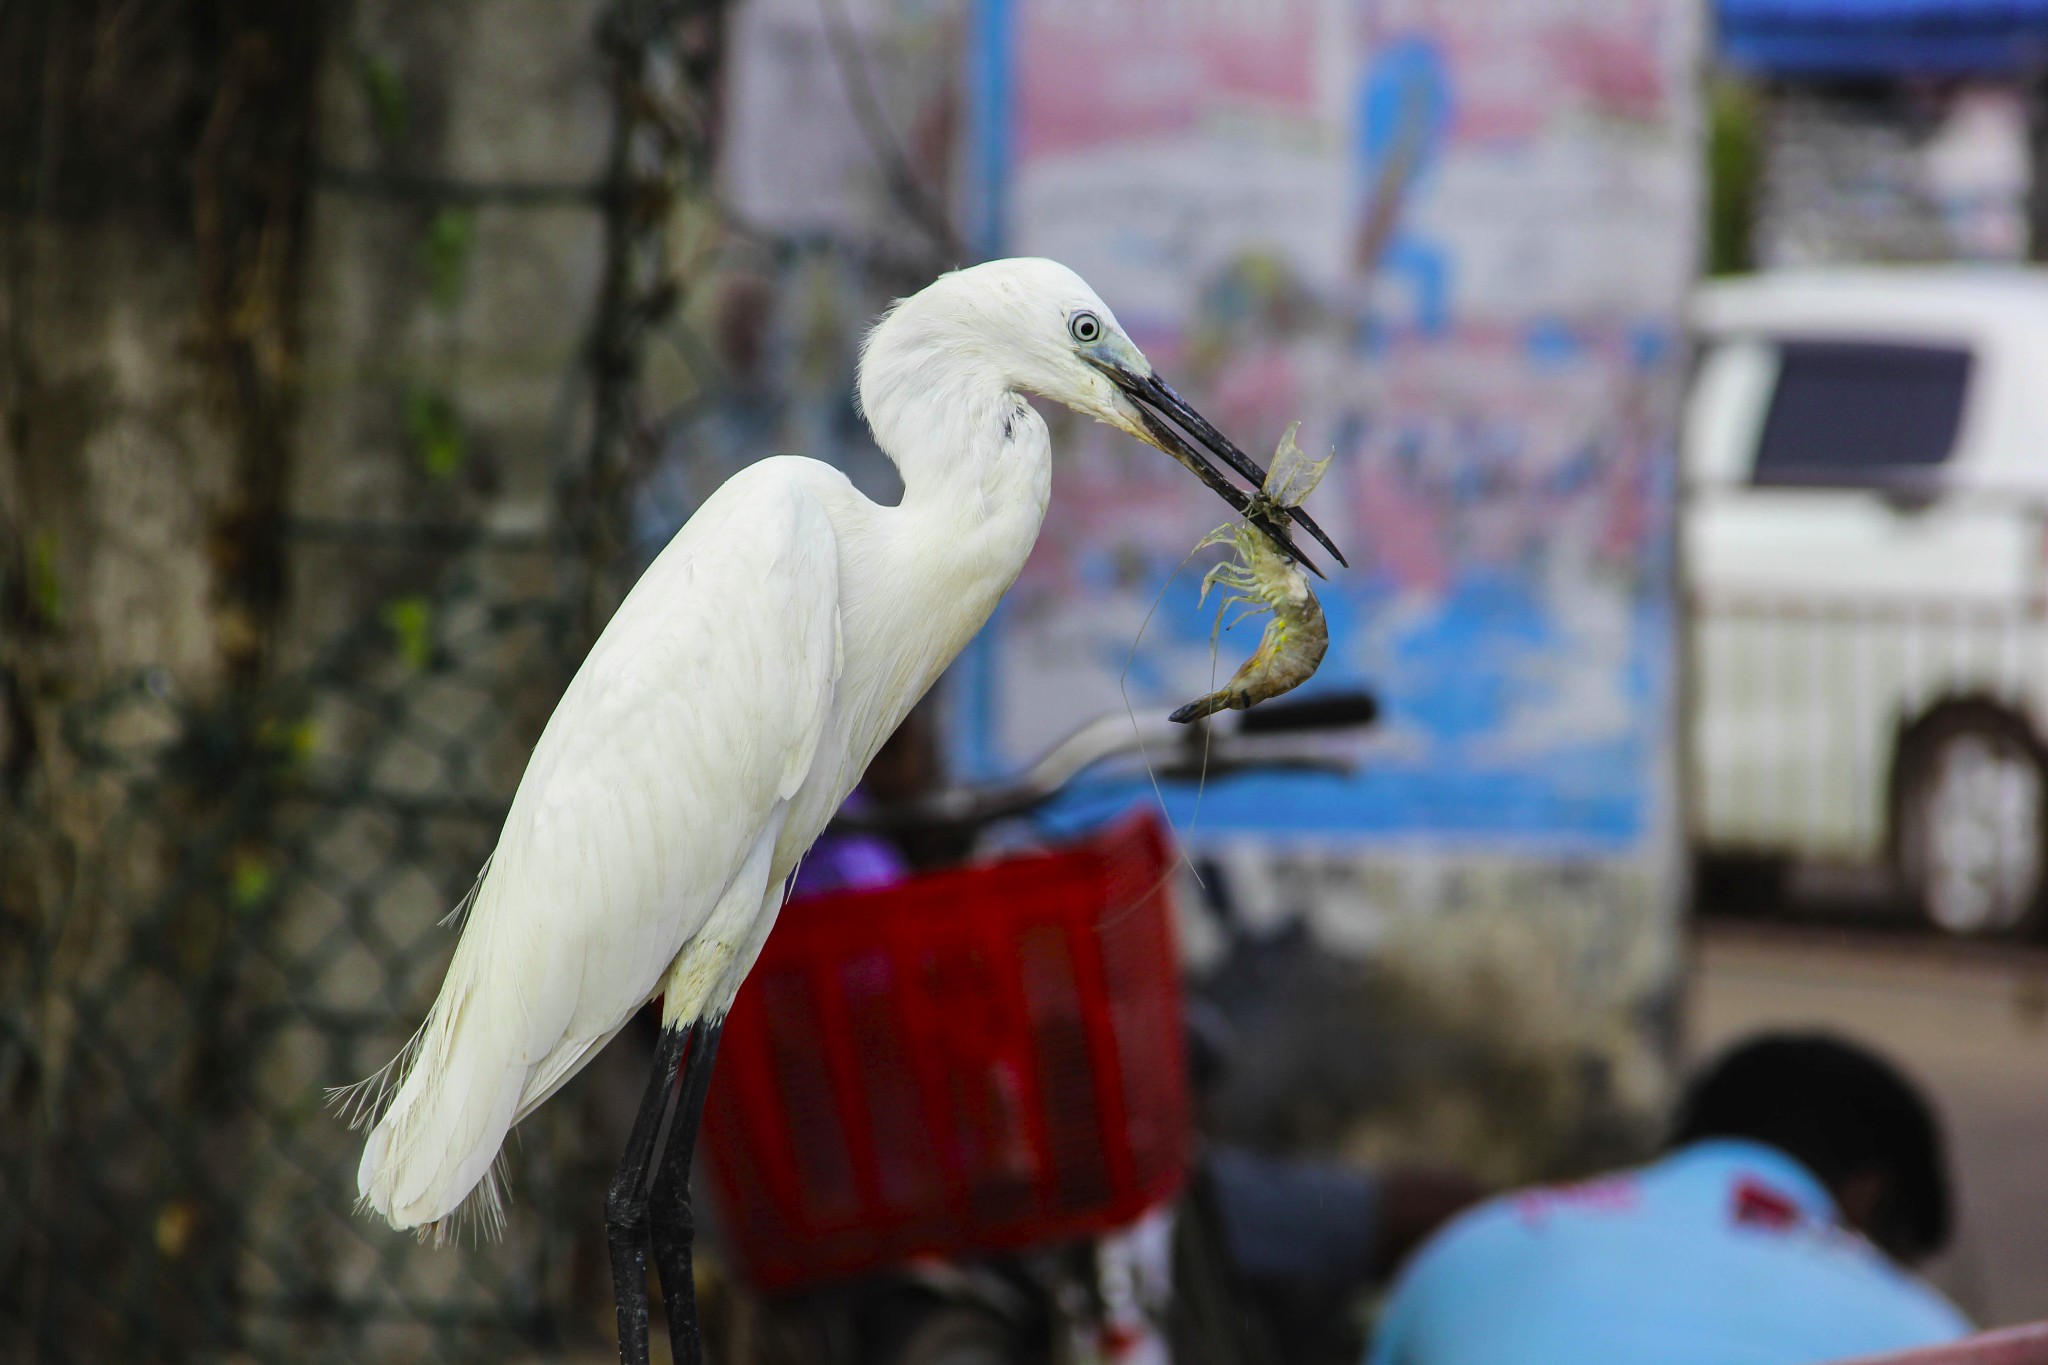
[358, 461, 844, 1231]
[489, 464, 842, 1022]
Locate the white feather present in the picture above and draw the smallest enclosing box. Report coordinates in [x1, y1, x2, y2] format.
[346, 259, 1169, 1237]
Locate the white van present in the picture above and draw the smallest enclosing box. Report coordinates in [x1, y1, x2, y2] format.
[1684, 269, 2048, 936]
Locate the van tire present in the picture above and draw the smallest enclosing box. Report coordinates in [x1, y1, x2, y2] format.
[1892, 704, 2048, 937]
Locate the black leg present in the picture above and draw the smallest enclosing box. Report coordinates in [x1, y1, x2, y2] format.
[607, 1025, 690, 1365]
[648, 1018, 725, 1365]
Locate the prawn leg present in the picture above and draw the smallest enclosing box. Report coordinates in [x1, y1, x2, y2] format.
[1171, 422, 1339, 725]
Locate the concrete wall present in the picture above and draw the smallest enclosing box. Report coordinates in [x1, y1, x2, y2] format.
[656, 0, 1702, 1180]
[970, 0, 1702, 1177]
[1, 2, 695, 1356]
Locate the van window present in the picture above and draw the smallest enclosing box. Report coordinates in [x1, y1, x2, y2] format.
[1752, 341, 1972, 487]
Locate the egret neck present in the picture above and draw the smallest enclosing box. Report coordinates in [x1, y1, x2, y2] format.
[848, 346, 1053, 717]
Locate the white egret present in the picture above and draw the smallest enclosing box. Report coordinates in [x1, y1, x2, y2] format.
[343, 256, 1343, 1365]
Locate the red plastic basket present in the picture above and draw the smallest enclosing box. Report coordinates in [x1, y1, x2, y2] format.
[702, 811, 1190, 1290]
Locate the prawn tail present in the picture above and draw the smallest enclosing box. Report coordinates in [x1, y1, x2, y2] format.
[1169, 691, 1234, 725]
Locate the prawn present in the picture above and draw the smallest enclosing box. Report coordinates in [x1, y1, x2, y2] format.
[1171, 422, 1333, 724]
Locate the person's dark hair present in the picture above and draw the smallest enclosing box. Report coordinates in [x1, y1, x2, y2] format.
[1671, 1032, 1950, 1262]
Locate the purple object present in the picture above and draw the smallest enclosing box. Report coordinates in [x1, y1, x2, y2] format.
[787, 798, 908, 900]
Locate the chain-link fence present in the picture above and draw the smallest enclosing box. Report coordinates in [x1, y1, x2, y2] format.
[0, 0, 966, 1348]
[0, 0, 948, 1357]
[9, 566, 608, 1364]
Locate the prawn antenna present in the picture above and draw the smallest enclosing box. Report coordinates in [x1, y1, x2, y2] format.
[1118, 540, 1223, 901]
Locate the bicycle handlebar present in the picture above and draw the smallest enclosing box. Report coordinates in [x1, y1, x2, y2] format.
[1236, 691, 1378, 734]
[834, 689, 1379, 837]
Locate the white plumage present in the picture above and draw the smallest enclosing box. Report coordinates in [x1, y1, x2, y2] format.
[343, 256, 1327, 1244]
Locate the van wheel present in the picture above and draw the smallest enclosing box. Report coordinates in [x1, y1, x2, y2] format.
[1894, 706, 2048, 937]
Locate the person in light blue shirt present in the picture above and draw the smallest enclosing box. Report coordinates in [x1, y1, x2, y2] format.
[1367, 1033, 1972, 1365]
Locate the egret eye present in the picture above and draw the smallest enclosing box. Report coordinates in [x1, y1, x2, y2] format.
[1068, 311, 1101, 344]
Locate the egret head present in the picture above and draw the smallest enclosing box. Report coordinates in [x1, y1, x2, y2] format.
[862, 258, 1345, 572]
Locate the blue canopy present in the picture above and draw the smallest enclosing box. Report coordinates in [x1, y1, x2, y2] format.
[1719, 0, 2048, 75]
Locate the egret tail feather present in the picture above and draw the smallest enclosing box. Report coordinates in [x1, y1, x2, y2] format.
[326, 1014, 431, 1132]
[353, 980, 525, 1239]
[437, 855, 493, 930]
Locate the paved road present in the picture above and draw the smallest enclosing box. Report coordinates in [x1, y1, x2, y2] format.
[1686, 921, 2048, 1328]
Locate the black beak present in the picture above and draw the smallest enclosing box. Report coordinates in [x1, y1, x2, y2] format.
[1101, 364, 1348, 579]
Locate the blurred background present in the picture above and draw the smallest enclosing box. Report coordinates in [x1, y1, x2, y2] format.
[3, 0, 2047, 1360]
